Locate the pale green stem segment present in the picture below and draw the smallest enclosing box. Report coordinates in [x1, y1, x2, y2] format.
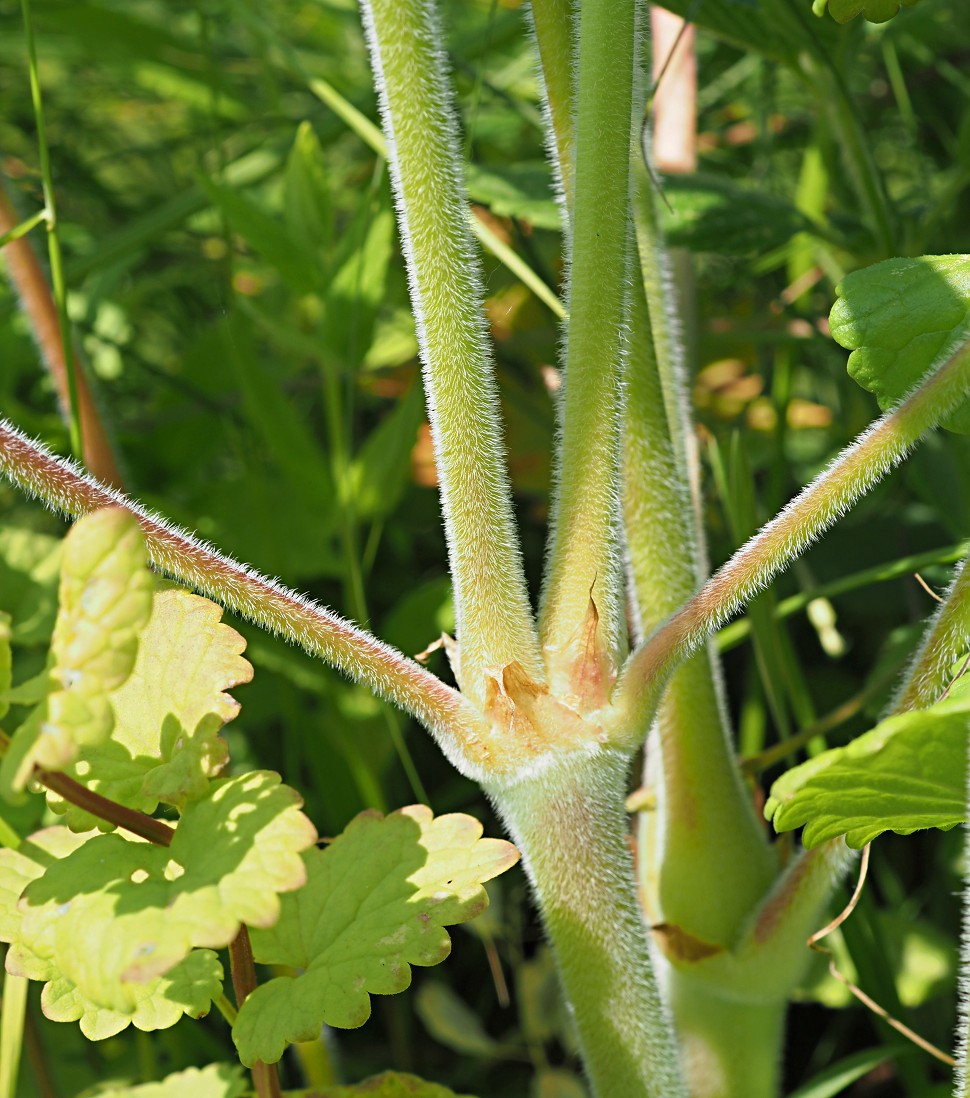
[486, 749, 687, 1098]
[540, 0, 637, 677]
[893, 553, 970, 712]
[662, 838, 852, 1098]
[0, 418, 494, 779]
[624, 281, 775, 947]
[959, 812, 970, 1098]
[359, 0, 542, 707]
[612, 335, 970, 739]
[529, 0, 576, 212]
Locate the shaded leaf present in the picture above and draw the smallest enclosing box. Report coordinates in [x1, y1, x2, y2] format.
[0, 525, 61, 647]
[285, 121, 333, 261]
[350, 383, 425, 520]
[659, 174, 817, 256]
[415, 982, 507, 1058]
[48, 588, 253, 827]
[0, 611, 10, 720]
[2, 773, 314, 1014]
[830, 255, 970, 433]
[765, 686, 969, 847]
[233, 806, 519, 1065]
[819, 0, 920, 24]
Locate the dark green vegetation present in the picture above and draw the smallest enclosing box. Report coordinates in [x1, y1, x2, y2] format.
[2, 0, 970, 1095]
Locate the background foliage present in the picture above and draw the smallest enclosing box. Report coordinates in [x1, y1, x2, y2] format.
[2, 0, 970, 1094]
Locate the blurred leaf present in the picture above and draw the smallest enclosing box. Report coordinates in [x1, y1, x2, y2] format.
[94, 1063, 246, 1098]
[0, 526, 61, 647]
[308, 1073, 477, 1098]
[198, 178, 321, 294]
[788, 1048, 904, 1098]
[660, 175, 818, 256]
[350, 383, 425, 520]
[655, 0, 835, 64]
[766, 679, 970, 847]
[234, 806, 519, 1065]
[533, 1070, 589, 1098]
[0, 611, 10, 721]
[415, 981, 507, 1058]
[465, 163, 561, 231]
[817, 0, 920, 24]
[285, 122, 334, 262]
[830, 254, 970, 433]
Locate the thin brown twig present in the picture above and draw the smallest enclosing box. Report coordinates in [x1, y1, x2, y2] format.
[230, 926, 282, 1098]
[808, 844, 955, 1068]
[915, 572, 944, 602]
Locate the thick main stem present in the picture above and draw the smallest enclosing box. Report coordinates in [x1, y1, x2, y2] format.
[486, 749, 687, 1098]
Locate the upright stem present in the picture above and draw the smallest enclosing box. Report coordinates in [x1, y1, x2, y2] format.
[540, 0, 637, 682]
[486, 749, 687, 1098]
[360, 0, 542, 707]
[529, 0, 576, 213]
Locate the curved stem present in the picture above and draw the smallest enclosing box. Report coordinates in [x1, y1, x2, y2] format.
[360, 0, 542, 707]
[529, 0, 576, 214]
[0, 418, 493, 778]
[612, 334, 970, 738]
[0, 186, 123, 488]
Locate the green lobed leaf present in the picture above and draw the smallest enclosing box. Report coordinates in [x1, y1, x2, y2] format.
[0, 773, 314, 1016]
[87, 1062, 246, 1098]
[41, 949, 223, 1040]
[232, 805, 519, 1065]
[765, 684, 970, 847]
[830, 255, 970, 433]
[0, 509, 154, 793]
[48, 588, 253, 827]
[0, 827, 223, 1037]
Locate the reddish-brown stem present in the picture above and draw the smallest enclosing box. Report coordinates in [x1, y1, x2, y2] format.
[0, 185, 123, 488]
[230, 926, 282, 1098]
[0, 728, 174, 844]
[39, 769, 174, 845]
[0, 418, 493, 777]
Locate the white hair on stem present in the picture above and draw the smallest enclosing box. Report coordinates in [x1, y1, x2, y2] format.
[610, 333, 970, 742]
[0, 417, 492, 779]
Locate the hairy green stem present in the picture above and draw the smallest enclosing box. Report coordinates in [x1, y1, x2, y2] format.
[529, 0, 576, 213]
[360, 0, 542, 706]
[0, 418, 494, 779]
[612, 335, 970, 738]
[486, 749, 687, 1098]
[894, 553, 970, 712]
[540, 0, 637, 681]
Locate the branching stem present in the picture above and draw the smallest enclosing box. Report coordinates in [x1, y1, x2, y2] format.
[611, 335, 970, 738]
[0, 418, 492, 777]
